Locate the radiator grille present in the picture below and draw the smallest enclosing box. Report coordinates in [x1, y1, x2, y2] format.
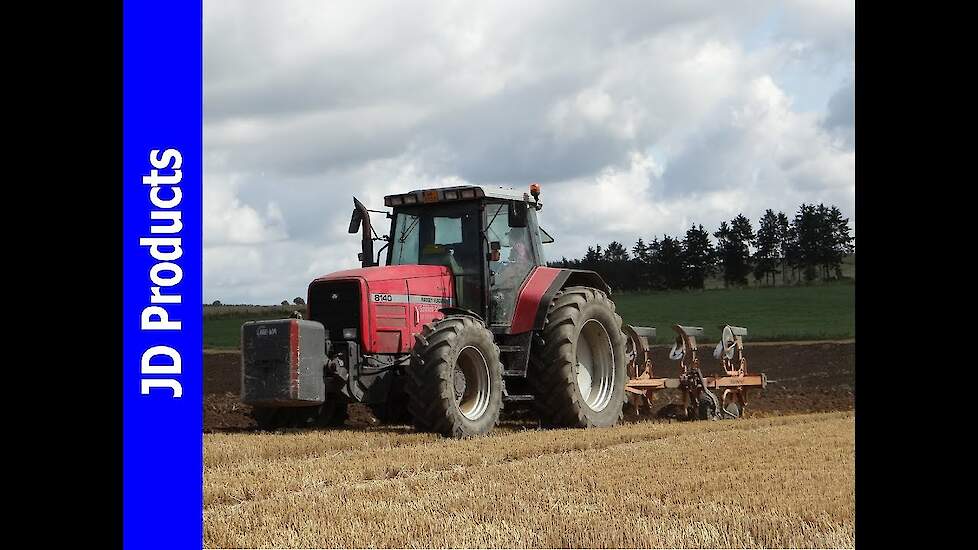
[308, 280, 361, 343]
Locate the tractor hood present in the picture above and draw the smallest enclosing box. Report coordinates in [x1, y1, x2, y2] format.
[307, 264, 455, 354]
[312, 264, 451, 283]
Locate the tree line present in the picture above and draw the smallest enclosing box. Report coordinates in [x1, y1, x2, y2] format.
[548, 203, 854, 291]
[208, 297, 305, 306]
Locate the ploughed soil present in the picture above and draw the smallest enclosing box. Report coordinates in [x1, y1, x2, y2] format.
[204, 342, 854, 432]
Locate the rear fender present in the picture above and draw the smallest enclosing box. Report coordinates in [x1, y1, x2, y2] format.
[509, 267, 611, 334]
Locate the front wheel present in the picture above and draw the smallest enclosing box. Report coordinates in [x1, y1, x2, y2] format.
[530, 286, 628, 428]
[404, 315, 503, 437]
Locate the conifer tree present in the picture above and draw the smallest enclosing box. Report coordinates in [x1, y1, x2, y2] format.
[714, 214, 755, 286]
[776, 211, 792, 283]
[792, 204, 820, 282]
[754, 209, 781, 285]
[658, 235, 685, 289]
[647, 236, 667, 290]
[828, 205, 855, 278]
[681, 224, 716, 289]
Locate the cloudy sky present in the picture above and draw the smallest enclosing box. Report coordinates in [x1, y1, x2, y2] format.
[204, 0, 855, 304]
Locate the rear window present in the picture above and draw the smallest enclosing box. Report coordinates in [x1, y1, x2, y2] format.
[434, 217, 462, 245]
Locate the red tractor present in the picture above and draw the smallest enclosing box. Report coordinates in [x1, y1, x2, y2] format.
[242, 184, 630, 436]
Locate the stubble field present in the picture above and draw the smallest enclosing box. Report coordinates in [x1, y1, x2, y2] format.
[202, 288, 855, 548]
[203, 342, 855, 547]
[204, 411, 854, 548]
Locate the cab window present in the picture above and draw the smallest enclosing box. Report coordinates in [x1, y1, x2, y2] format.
[486, 202, 535, 325]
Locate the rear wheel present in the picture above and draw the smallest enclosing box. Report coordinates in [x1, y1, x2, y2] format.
[405, 315, 503, 437]
[530, 286, 627, 428]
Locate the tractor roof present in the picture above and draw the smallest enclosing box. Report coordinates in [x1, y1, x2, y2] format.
[384, 184, 531, 207]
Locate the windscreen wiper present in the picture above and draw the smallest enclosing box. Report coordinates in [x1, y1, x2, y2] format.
[399, 215, 421, 243]
[481, 204, 505, 252]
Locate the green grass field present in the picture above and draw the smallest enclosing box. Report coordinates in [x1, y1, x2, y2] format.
[203, 283, 854, 349]
[612, 282, 854, 344]
[203, 305, 296, 349]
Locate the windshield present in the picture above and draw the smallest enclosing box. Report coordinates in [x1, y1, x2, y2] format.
[389, 201, 483, 311]
[390, 203, 479, 264]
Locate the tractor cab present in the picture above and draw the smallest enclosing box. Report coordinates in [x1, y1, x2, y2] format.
[356, 185, 551, 327]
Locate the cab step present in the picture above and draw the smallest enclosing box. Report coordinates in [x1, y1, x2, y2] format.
[503, 394, 534, 402]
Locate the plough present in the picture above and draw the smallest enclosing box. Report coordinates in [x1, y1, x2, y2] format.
[623, 324, 767, 420]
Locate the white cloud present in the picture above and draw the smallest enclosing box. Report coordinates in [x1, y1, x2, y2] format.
[203, 172, 288, 246]
[204, 0, 855, 303]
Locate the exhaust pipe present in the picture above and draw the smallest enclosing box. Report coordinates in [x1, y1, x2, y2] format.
[349, 197, 375, 268]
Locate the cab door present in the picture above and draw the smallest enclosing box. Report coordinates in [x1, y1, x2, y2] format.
[485, 201, 540, 327]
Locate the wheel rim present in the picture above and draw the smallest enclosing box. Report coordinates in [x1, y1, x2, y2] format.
[453, 345, 491, 421]
[576, 319, 615, 412]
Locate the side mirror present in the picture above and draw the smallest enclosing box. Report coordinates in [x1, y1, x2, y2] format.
[539, 226, 555, 244]
[508, 201, 528, 228]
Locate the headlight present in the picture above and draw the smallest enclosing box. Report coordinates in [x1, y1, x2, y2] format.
[403, 194, 418, 204]
[443, 190, 458, 200]
[342, 328, 357, 340]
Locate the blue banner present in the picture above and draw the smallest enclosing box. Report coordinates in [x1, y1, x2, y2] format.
[123, 1, 202, 548]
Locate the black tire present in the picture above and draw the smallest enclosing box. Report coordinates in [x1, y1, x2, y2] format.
[251, 406, 306, 430]
[370, 391, 412, 425]
[529, 286, 628, 428]
[250, 401, 348, 430]
[250, 406, 287, 430]
[371, 376, 413, 424]
[404, 315, 503, 437]
[311, 399, 349, 428]
[289, 406, 319, 428]
[656, 403, 688, 421]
